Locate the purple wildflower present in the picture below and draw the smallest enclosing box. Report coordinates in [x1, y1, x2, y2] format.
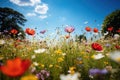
[105, 43, 111, 47]
[89, 69, 101, 76]
[36, 70, 50, 80]
[89, 68, 108, 76]
[40, 30, 46, 34]
[100, 69, 108, 74]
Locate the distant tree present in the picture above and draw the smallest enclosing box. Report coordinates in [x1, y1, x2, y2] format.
[102, 10, 120, 37]
[0, 7, 27, 39]
[75, 34, 87, 43]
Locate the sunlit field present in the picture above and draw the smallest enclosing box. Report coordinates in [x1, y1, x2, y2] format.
[0, 26, 120, 80]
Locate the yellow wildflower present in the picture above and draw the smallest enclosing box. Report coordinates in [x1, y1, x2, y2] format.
[39, 63, 45, 68]
[76, 61, 83, 64]
[21, 75, 38, 80]
[49, 64, 53, 68]
[55, 65, 61, 69]
[115, 57, 120, 63]
[68, 67, 76, 75]
[81, 52, 85, 54]
[84, 56, 89, 59]
[91, 55, 95, 59]
[0, 55, 4, 60]
[55, 49, 62, 54]
[104, 61, 109, 65]
[57, 57, 64, 62]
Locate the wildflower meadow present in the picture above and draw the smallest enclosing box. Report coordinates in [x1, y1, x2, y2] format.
[0, 26, 120, 80]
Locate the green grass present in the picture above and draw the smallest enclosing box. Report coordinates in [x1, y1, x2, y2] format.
[0, 35, 120, 80]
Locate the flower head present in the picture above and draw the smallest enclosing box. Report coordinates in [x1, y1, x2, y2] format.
[60, 72, 80, 80]
[55, 49, 62, 54]
[65, 26, 75, 33]
[0, 39, 5, 45]
[115, 45, 120, 49]
[68, 67, 76, 75]
[40, 30, 46, 34]
[25, 28, 35, 35]
[116, 29, 120, 33]
[93, 28, 98, 33]
[36, 70, 50, 80]
[21, 75, 38, 80]
[89, 68, 108, 76]
[0, 57, 31, 77]
[91, 53, 105, 60]
[10, 29, 18, 34]
[114, 34, 120, 40]
[57, 57, 64, 62]
[65, 35, 70, 39]
[85, 26, 91, 32]
[34, 48, 46, 54]
[107, 27, 113, 31]
[91, 43, 103, 51]
[109, 51, 120, 63]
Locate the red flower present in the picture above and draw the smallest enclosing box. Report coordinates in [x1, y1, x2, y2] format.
[107, 27, 113, 31]
[0, 57, 31, 77]
[10, 29, 18, 34]
[25, 28, 35, 35]
[115, 45, 120, 49]
[91, 43, 103, 51]
[116, 29, 120, 33]
[93, 28, 98, 33]
[65, 35, 70, 39]
[85, 26, 91, 32]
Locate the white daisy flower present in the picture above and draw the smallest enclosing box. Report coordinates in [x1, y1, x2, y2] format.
[91, 53, 105, 60]
[114, 34, 120, 40]
[31, 55, 36, 59]
[60, 72, 81, 80]
[0, 39, 5, 45]
[34, 48, 46, 54]
[109, 51, 120, 63]
[33, 62, 39, 66]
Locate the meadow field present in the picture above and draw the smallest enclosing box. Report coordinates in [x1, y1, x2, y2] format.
[0, 27, 120, 80]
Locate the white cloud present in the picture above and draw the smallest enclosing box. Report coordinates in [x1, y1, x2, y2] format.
[10, 0, 41, 6]
[26, 13, 36, 16]
[84, 21, 88, 24]
[35, 4, 48, 14]
[39, 15, 47, 19]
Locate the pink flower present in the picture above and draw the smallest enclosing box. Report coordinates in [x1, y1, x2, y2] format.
[65, 26, 75, 33]
[40, 30, 46, 34]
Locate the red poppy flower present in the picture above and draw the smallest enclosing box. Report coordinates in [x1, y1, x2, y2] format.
[93, 28, 98, 33]
[25, 28, 35, 35]
[10, 29, 18, 34]
[85, 26, 91, 32]
[107, 27, 113, 31]
[115, 45, 120, 49]
[65, 35, 70, 39]
[91, 43, 103, 51]
[0, 57, 31, 77]
[116, 29, 120, 33]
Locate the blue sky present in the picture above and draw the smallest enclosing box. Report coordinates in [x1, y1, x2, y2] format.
[0, 0, 120, 37]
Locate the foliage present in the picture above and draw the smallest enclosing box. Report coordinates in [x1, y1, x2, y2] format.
[102, 10, 120, 36]
[0, 7, 27, 39]
[75, 34, 87, 43]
